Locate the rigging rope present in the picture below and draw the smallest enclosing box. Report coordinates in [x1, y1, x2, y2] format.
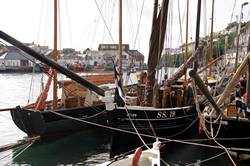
[124, 105, 150, 149]
[3, 140, 35, 166]
[36, 0, 44, 44]
[230, 0, 237, 23]
[48, 109, 248, 152]
[122, 76, 157, 147]
[74, 0, 103, 49]
[94, 0, 115, 44]
[109, 0, 116, 37]
[186, 151, 226, 166]
[27, 70, 35, 104]
[191, 78, 236, 166]
[43, 0, 50, 46]
[177, 0, 183, 47]
[132, 0, 145, 49]
[0, 138, 37, 166]
[65, 0, 73, 47]
[0, 144, 27, 160]
[91, 0, 104, 48]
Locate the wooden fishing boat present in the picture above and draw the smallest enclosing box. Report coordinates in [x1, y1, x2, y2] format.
[189, 50, 250, 153]
[0, 0, 117, 138]
[0, 0, 113, 138]
[12, 104, 107, 137]
[10, 73, 114, 137]
[107, 80, 198, 156]
[103, 0, 201, 156]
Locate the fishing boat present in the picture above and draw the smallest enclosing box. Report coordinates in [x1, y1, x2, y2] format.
[0, 0, 114, 138]
[189, 49, 250, 154]
[102, 0, 201, 156]
[10, 72, 114, 137]
[186, 0, 250, 154]
[0, 31, 115, 137]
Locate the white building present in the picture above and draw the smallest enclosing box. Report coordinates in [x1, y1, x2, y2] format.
[85, 44, 144, 69]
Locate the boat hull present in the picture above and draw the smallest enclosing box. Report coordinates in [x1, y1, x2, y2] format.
[202, 116, 250, 151]
[108, 106, 199, 156]
[11, 104, 107, 137]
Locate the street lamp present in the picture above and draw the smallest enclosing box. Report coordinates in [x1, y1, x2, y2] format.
[234, 1, 249, 71]
[242, 2, 249, 8]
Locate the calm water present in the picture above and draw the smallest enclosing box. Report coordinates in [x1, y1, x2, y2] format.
[0, 73, 249, 166]
[0, 73, 110, 165]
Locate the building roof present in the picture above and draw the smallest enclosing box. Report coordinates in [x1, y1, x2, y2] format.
[0, 46, 34, 60]
[98, 44, 130, 51]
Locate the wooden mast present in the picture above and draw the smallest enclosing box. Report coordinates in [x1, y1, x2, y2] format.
[52, 0, 58, 111]
[145, 0, 158, 106]
[194, 0, 202, 71]
[118, 0, 123, 80]
[209, 0, 215, 76]
[235, 2, 248, 72]
[247, 35, 250, 109]
[184, 0, 189, 80]
[145, 0, 169, 106]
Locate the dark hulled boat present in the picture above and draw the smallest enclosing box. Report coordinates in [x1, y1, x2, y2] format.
[0, 29, 114, 137]
[203, 115, 250, 151]
[108, 105, 198, 156]
[105, 0, 202, 156]
[0, 0, 114, 138]
[108, 105, 196, 136]
[11, 104, 107, 137]
[189, 51, 250, 155]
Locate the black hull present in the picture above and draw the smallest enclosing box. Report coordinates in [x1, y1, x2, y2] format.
[202, 116, 250, 152]
[109, 107, 250, 160]
[11, 104, 107, 137]
[108, 106, 199, 156]
[161, 116, 250, 164]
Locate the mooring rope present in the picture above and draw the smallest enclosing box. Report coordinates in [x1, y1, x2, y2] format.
[1, 139, 36, 166]
[48, 110, 246, 152]
[191, 78, 236, 166]
[124, 105, 150, 149]
[185, 151, 226, 166]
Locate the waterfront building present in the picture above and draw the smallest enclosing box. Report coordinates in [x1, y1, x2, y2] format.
[85, 44, 144, 70]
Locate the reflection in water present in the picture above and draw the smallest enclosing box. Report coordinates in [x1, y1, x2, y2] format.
[11, 129, 110, 165]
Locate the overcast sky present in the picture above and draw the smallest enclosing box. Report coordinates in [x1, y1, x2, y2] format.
[0, 0, 250, 61]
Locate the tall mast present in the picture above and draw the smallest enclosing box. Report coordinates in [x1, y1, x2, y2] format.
[235, 2, 249, 72]
[184, 0, 189, 80]
[209, 0, 215, 76]
[118, 0, 123, 79]
[52, 0, 58, 111]
[194, 0, 202, 71]
[247, 35, 250, 109]
[145, 0, 169, 106]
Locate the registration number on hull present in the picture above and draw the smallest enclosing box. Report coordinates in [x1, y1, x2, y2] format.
[156, 111, 176, 119]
